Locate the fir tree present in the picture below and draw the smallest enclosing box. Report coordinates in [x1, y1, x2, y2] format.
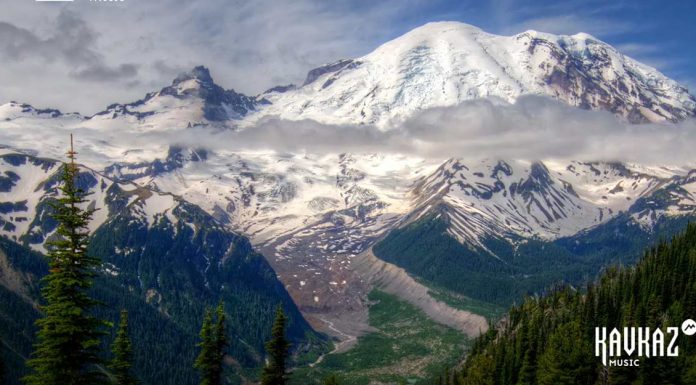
[194, 309, 216, 385]
[24, 136, 108, 385]
[212, 303, 229, 384]
[195, 303, 228, 385]
[110, 310, 137, 385]
[454, 224, 696, 385]
[260, 305, 291, 385]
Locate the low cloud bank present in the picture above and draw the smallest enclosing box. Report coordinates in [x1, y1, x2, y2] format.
[158, 96, 696, 165]
[1, 96, 694, 166]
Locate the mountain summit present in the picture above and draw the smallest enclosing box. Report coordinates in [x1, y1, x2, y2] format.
[255, 21, 695, 126]
[86, 65, 259, 127]
[172, 65, 216, 85]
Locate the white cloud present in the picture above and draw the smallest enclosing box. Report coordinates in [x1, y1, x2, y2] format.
[0, 0, 431, 114]
[198, 97, 696, 165]
[4, 96, 692, 167]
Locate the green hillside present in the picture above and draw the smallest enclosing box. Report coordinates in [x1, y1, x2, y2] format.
[451, 223, 696, 385]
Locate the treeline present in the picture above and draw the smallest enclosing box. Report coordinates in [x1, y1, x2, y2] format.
[374, 211, 692, 306]
[7, 150, 338, 385]
[436, 223, 696, 385]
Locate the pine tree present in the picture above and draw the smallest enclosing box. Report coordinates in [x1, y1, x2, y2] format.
[24, 136, 108, 385]
[110, 310, 137, 385]
[212, 303, 228, 385]
[194, 309, 216, 385]
[194, 303, 228, 385]
[260, 305, 291, 385]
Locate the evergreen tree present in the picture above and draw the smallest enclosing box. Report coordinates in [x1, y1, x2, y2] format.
[454, 224, 696, 385]
[110, 310, 137, 385]
[195, 309, 216, 385]
[536, 321, 594, 385]
[195, 303, 228, 385]
[260, 305, 291, 385]
[24, 137, 108, 385]
[212, 303, 228, 384]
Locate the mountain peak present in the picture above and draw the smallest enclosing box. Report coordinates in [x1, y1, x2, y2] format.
[255, 21, 696, 126]
[407, 21, 483, 34]
[173, 66, 214, 86]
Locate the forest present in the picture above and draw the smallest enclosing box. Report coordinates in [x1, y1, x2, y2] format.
[1, 155, 695, 385]
[441, 223, 696, 385]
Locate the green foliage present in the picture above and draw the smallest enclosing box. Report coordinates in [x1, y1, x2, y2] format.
[194, 304, 228, 385]
[374, 212, 693, 306]
[261, 306, 291, 385]
[454, 223, 696, 385]
[0, 210, 327, 385]
[535, 321, 594, 385]
[293, 290, 468, 385]
[195, 309, 216, 385]
[426, 286, 505, 321]
[0, 236, 202, 385]
[110, 310, 137, 385]
[213, 303, 229, 383]
[23, 161, 109, 385]
[87, 190, 327, 371]
[0, 153, 328, 384]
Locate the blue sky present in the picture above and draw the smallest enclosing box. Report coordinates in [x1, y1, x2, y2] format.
[0, 0, 693, 113]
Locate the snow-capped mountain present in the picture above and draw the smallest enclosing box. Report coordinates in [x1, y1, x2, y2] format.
[89, 66, 262, 129]
[0, 151, 324, 361]
[254, 22, 695, 126]
[1, 21, 695, 342]
[406, 159, 696, 249]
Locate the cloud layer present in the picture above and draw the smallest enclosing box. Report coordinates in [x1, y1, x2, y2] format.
[123, 97, 696, 165]
[0, 0, 692, 115]
[1, 96, 693, 168]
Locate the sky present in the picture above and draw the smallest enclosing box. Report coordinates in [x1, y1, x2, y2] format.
[0, 0, 694, 114]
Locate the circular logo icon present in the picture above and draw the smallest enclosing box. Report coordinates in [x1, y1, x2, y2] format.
[682, 319, 696, 336]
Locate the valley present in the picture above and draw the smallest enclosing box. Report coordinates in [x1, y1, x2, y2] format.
[0, 19, 695, 385]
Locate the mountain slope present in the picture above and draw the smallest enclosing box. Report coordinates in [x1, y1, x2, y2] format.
[453, 223, 696, 385]
[373, 158, 696, 305]
[255, 21, 695, 126]
[0, 152, 328, 384]
[0, 20, 695, 347]
[0, 236, 204, 385]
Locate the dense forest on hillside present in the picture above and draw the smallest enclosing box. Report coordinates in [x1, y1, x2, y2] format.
[0, 227, 328, 385]
[446, 223, 696, 385]
[374, 213, 693, 306]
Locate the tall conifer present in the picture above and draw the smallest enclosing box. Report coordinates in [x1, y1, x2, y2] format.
[260, 305, 291, 385]
[110, 310, 137, 385]
[24, 135, 107, 385]
[212, 303, 228, 384]
[195, 309, 216, 385]
[195, 303, 229, 385]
